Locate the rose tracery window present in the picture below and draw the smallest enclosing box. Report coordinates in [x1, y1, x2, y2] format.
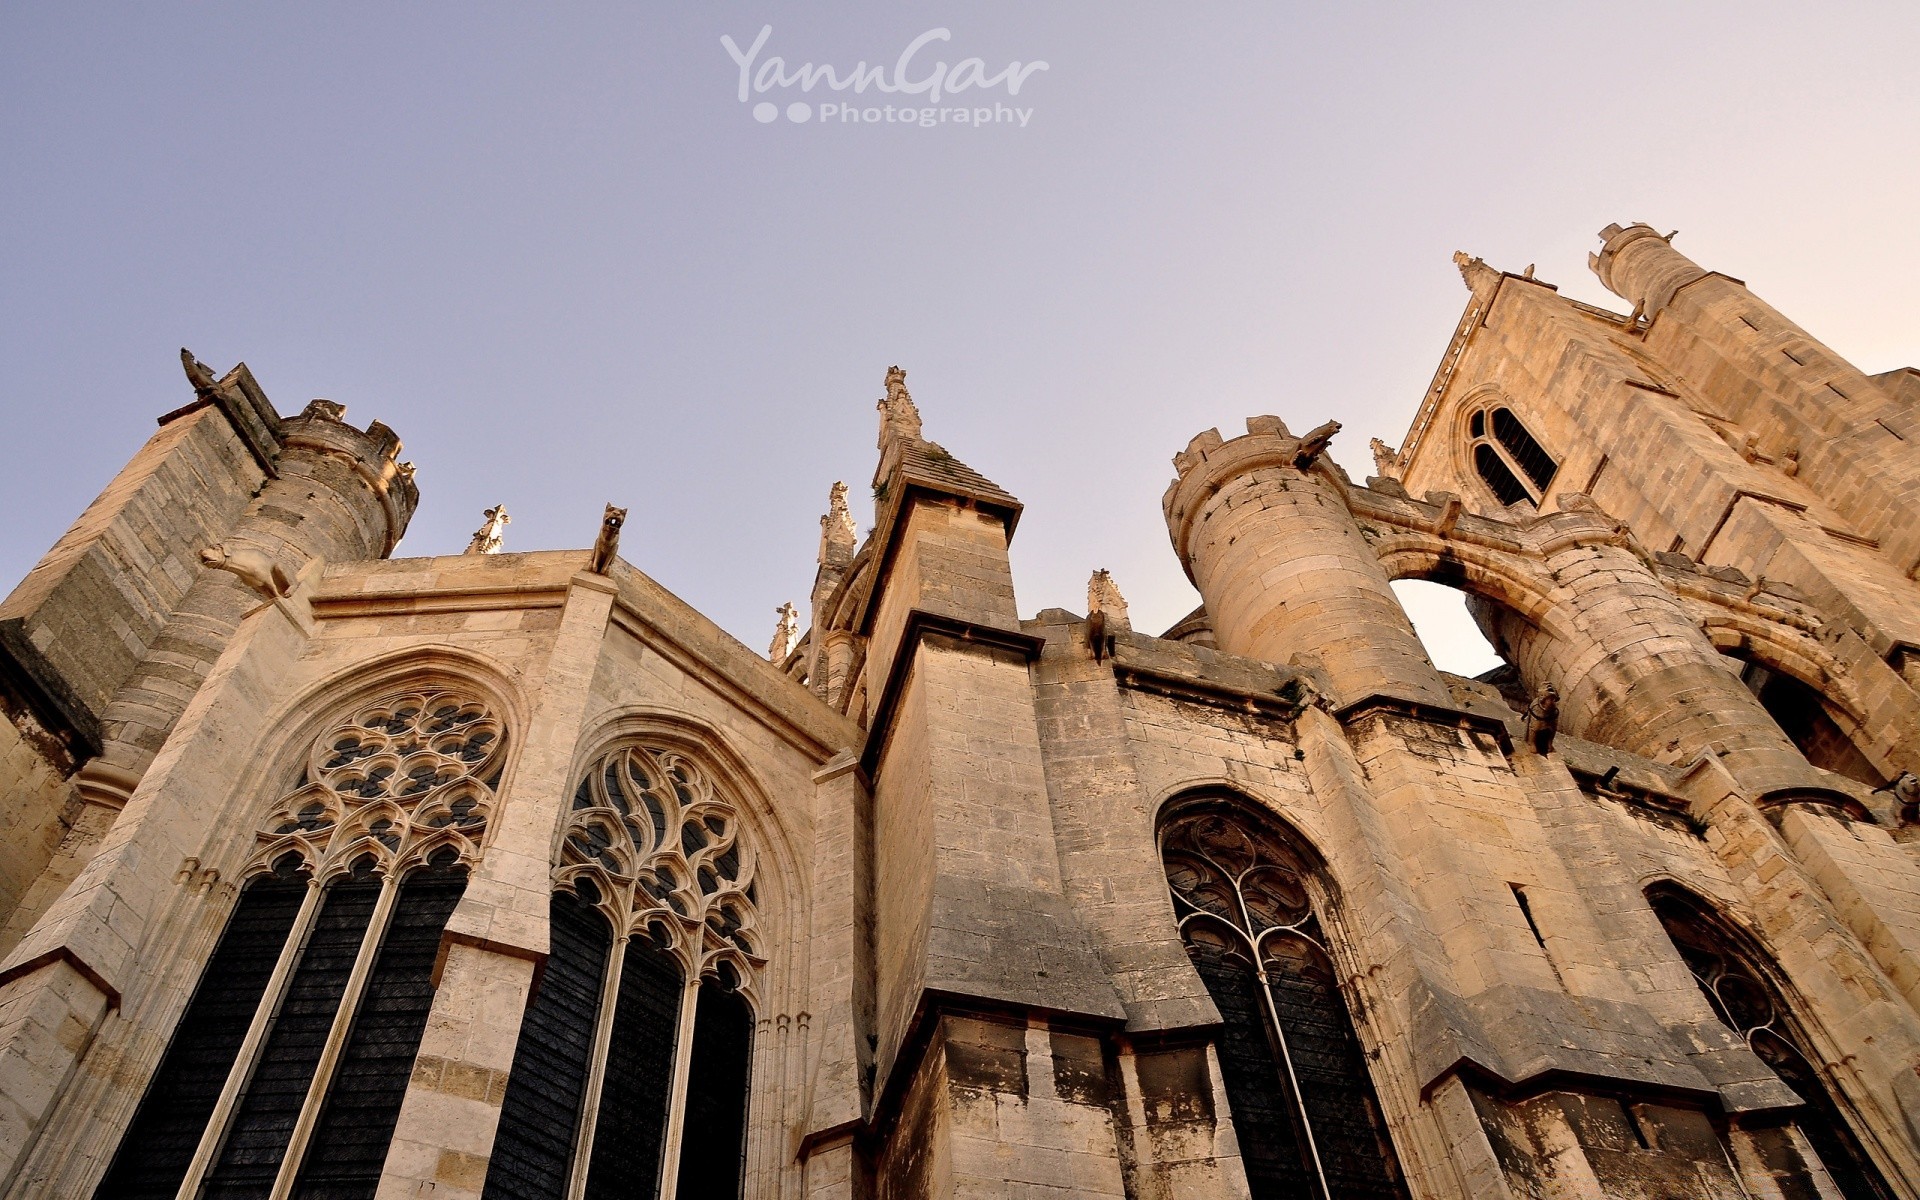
[1649, 890, 1894, 1200]
[1161, 802, 1408, 1200]
[101, 687, 503, 1200]
[483, 744, 762, 1200]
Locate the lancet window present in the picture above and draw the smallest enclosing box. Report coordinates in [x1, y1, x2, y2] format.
[1160, 800, 1408, 1200]
[1648, 888, 1894, 1200]
[482, 743, 762, 1200]
[1467, 405, 1558, 506]
[101, 688, 502, 1200]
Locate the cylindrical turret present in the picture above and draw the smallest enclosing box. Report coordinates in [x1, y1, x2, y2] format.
[1589, 222, 1710, 321]
[1163, 417, 1450, 708]
[94, 401, 418, 780]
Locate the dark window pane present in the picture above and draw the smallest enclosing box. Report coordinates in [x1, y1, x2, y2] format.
[673, 982, 753, 1200]
[1491, 408, 1558, 490]
[204, 863, 382, 1199]
[96, 863, 307, 1200]
[1474, 443, 1532, 506]
[1186, 939, 1315, 1198]
[582, 942, 683, 1200]
[292, 859, 468, 1199]
[481, 891, 614, 1200]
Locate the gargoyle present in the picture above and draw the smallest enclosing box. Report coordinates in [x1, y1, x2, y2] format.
[1293, 420, 1341, 468]
[589, 504, 627, 574]
[201, 543, 293, 600]
[1525, 683, 1559, 754]
[181, 348, 219, 395]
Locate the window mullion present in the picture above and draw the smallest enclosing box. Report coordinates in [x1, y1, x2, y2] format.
[266, 869, 401, 1200]
[652, 973, 703, 1200]
[170, 877, 325, 1200]
[566, 932, 628, 1200]
[1253, 949, 1333, 1200]
[1489, 441, 1542, 504]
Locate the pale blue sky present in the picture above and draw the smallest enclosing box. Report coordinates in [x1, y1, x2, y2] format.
[3, 4, 1916, 673]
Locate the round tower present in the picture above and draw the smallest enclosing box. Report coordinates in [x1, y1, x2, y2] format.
[93, 400, 418, 781]
[1589, 222, 1711, 321]
[1162, 417, 1450, 708]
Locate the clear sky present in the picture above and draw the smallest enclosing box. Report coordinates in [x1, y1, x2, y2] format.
[3, 4, 1915, 674]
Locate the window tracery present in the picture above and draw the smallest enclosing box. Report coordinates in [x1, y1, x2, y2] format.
[1649, 889, 1894, 1200]
[483, 742, 760, 1200]
[1161, 802, 1407, 1200]
[253, 689, 500, 879]
[1466, 405, 1558, 507]
[101, 685, 501, 1200]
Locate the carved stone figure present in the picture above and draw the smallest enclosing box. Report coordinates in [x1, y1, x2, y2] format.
[200, 542, 293, 600]
[1292, 420, 1341, 468]
[180, 347, 218, 395]
[588, 503, 626, 574]
[465, 505, 510, 555]
[1525, 683, 1559, 754]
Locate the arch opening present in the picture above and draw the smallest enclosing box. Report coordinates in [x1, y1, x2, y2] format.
[1725, 653, 1885, 787]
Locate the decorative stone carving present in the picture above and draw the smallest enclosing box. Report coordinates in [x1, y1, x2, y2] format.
[877, 365, 924, 447]
[300, 399, 347, 423]
[180, 347, 219, 395]
[252, 687, 502, 878]
[588, 503, 626, 574]
[1292, 419, 1341, 468]
[1086, 568, 1129, 662]
[769, 602, 799, 661]
[200, 542, 294, 600]
[557, 744, 763, 996]
[1525, 683, 1559, 754]
[1370, 437, 1401, 480]
[465, 504, 510, 555]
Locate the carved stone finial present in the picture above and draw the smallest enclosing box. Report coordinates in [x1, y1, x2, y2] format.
[588, 503, 626, 574]
[201, 542, 293, 600]
[1525, 684, 1560, 754]
[181, 348, 218, 395]
[1292, 420, 1341, 468]
[465, 505, 510, 555]
[1370, 437, 1400, 479]
[770, 602, 800, 661]
[825, 480, 855, 543]
[301, 399, 347, 423]
[1085, 568, 1130, 662]
[877, 364, 924, 448]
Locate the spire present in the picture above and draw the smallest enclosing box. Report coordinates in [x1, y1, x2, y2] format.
[1370, 437, 1401, 479]
[877, 365, 924, 448]
[818, 480, 857, 567]
[464, 504, 510, 554]
[769, 601, 799, 661]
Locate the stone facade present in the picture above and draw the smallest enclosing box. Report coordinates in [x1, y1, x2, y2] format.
[1, 225, 1918, 1198]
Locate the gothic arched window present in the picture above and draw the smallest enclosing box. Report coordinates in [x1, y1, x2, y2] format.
[483, 744, 762, 1200]
[1467, 406, 1557, 507]
[1648, 887, 1895, 1200]
[1160, 800, 1408, 1200]
[100, 688, 502, 1200]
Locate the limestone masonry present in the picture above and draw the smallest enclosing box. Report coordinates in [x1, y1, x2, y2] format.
[3, 223, 1919, 1198]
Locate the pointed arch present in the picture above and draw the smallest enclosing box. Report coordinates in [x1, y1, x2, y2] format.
[1644, 883, 1897, 1200]
[1157, 790, 1410, 1200]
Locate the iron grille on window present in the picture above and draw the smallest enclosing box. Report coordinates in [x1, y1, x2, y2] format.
[1160, 800, 1408, 1200]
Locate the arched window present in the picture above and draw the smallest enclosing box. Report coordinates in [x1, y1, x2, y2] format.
[483, 744, 761, 1200]
[1467, 406, 1557, 507]
[1160, 799, 1408, 1200]
[100, 688, 502, 1200]
[1648, 888, 1895, 1200]
[1728, 655, 1885, 787]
